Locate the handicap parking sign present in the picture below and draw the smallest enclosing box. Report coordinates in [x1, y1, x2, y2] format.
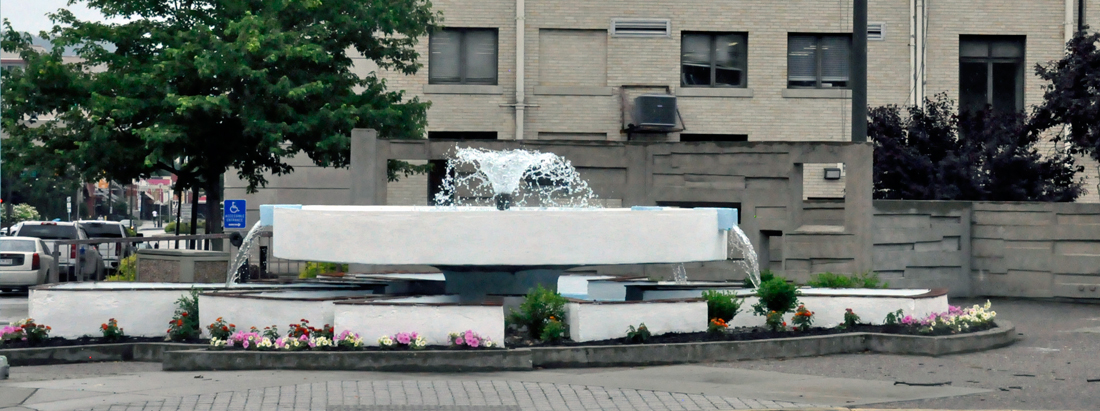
[224, 200, 247, 229]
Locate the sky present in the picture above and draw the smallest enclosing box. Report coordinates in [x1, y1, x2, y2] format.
[2, 0, 117, 34]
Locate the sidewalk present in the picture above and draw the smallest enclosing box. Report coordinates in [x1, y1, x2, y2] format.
[0, 363, 988, 411]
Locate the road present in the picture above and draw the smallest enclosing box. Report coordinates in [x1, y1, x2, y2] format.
[0, 295, 1096, 410]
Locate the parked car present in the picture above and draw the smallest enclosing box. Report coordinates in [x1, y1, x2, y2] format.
[0, 237, 55, 291]
[78, 220, 135, 272]
[13, 221, 104, 281]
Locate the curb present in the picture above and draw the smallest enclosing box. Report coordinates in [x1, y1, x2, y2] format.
[0, 343, 197, 366]
[162, 322, 1015, 372]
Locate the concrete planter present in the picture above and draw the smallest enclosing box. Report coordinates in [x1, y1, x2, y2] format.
[566, 298, 707, 342]
[160, 321, 1014, 371]
[0, 342, 195, 366]
[333, 296, 506, 346]
[136, 249, 230, 283]
[197, 289, 377, 338]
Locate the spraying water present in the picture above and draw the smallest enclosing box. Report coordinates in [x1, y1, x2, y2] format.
[225, 221, 268, 285]
[433, 147, 599, 209]
[728, 226, 761, 288]
[673, 263, 688, 284]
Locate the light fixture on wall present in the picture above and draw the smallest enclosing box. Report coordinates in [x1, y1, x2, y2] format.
[823, 167, 842, 180]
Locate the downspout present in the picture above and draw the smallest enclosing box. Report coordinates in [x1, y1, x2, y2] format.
[514, 0, 526, 140]
[910, 0, 916, 106]
[1063, 0, 1073, 147]
[915, 0, 926, 107]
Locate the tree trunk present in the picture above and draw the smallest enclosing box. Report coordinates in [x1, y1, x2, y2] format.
[204, 176, 224, 251]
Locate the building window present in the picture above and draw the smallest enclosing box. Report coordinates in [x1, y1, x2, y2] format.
[787, 34, 851, 88]
[681, 32, 747, 87]
[959, 36, 1025, 113]
[429, 28, 498, 85]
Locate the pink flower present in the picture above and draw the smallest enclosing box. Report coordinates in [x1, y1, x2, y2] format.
[242, 340, 249, 349]
[455, 337, 464, 345]
[396, 333, 411, 345]
[299, 335, 308, 341]
[468, 337, 480, 348]
[465, 334, 478, 346]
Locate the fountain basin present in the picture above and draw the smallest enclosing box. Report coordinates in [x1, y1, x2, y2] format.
[333, 296, 505, 346]
[272, 206, 731, 266]
[566, 298, 707, 342]
[29, 283, 367, 338]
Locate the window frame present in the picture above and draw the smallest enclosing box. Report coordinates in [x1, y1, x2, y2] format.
[680, 32, 749, 88]
[958, 35, 1026, 113]
[428, 28, 499, 85]
[786, 33, 852, 89]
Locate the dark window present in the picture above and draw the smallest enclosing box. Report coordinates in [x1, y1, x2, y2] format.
[82, 222, 126, 238]
[787, 34, 851, 88]
[681, 32, 747, 87]
[15, 225, 78, 240]
[679, 134, 748, 142]
[959, 36, 1025, 113]
[429, 28, 498, 85]
[427, 131, 498, 140]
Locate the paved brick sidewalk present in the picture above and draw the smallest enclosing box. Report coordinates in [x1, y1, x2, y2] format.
[80, 380, 826, 411]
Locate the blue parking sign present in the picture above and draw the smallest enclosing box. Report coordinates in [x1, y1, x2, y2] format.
[224, 200, 247, 229]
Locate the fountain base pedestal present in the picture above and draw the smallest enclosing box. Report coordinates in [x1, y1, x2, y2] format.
[440, 266, 570, 301]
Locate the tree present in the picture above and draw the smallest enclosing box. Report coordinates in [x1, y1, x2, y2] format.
[1032, 28, 1100, 164]
[12, 204, 42, 224]
[870, 94, 1082, 201]
[1, 0, 438, 234]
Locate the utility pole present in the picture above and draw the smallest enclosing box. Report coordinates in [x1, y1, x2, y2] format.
[852, 0, 868, 143]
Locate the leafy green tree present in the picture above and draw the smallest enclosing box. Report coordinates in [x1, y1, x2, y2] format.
[869, 94, 1082, 201]
[11, 204, 42, 224]
[1032, 28, 1100, 165]
[1, 0, 438, 233]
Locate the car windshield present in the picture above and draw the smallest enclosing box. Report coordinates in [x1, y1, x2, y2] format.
[0, 240, 36, 252]
[82, 223, 125, 238]
[16, 225, 78, 240]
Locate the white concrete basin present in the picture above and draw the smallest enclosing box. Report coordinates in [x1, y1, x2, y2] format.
[272, 206, 732, 266]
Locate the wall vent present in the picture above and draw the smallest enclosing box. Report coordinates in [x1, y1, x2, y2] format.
[868, 22, 886, 41]
[611, 18, 671, 37]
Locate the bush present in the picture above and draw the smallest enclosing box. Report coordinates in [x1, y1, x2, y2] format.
[840, 308, 862, 329]
[751, 276, 800, 316]
[743, 269, 775, 288]
[808, 271, 888, 289]
[167, 289, 200, 341]
[299, 262, 349, 279]
[707, 318, 729, 335]
[106, 254, 137, 282]
[507, 284, 567, 341]
[701, 290, 742, 322]
[207, 317, 236, 340]
[540, 318, 567, 343]
[101, 318, 124, 341]
[626, 323, 651, 343]
[791, 305, 814, 332]
[164, 220, 206, 234]
[764, 311, 786, 332]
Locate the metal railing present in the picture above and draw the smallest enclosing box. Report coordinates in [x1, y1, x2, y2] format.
[46, 233, 307, 283]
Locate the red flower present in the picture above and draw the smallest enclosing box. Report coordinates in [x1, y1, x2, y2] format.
[230, 324, 236, 328]
[101, 324, 108, 330]
[180, 312, 188, 317]
[222, 326, 229, 331]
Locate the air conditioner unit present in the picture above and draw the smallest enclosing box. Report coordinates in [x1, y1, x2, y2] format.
[633, 95, 677, 128]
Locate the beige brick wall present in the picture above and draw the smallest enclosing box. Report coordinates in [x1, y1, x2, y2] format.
[386, 160, 430, 206]
[539, 29, 607, 86]
[803, 163, 847, 200]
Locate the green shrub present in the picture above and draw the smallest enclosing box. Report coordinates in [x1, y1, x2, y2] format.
[164, 220, 206, 234]
[701, 290, 742, 322]
[507, 284, 567, 341]
[167, 289, 200, 341]
[839, 308, 862, 329]
[299, 262, 349, 279]
[751, 276, 801, 316]
[626, 323, 651, 343]
[807, 271, 889, 289]
[540, 318, 567, 343]
[883, 309, 905, 326]
[743, 269, 776, 288]
[106, 254, 137, 282]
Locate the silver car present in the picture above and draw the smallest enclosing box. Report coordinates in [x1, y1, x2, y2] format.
[0, 237, 56, 290]
[78, 220, 134, 272]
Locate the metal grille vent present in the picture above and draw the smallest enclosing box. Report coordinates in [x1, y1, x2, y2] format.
[868, 22, 886, 41]
[611, 18, 671, 37]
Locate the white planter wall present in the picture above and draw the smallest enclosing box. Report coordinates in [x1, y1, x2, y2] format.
[30, 286, 199, 338]
[725, 292, 949, 328]
[199, 295, 339, 337]
[566, 300, 707, 342]
[334, 302, 505, 346]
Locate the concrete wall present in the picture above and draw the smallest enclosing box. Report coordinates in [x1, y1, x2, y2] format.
[873, 200, 1100, 298]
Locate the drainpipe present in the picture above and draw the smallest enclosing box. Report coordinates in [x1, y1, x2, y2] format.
[914, 0, 926, 107]
[1066, 0, 1074, 45]
[514, 0, 526, 140]
[910, 0, 916, 107]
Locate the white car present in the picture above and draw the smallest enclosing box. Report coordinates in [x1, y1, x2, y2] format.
[13, 222, 104, 281]
[0, 237, 55, 290]
[78, 220, 135, 272]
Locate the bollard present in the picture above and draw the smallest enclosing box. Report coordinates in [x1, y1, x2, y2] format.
[0, 356, 9, 379]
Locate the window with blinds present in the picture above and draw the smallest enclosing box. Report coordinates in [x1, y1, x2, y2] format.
[429, 28, 499, 85]
[681, 32, 748, 87]
[787, 34, 851, 89]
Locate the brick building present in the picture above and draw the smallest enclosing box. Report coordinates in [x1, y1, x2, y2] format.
[343, 0, 1100, 205]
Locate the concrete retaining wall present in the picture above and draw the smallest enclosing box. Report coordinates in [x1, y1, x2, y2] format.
[566, 299, 707, 342]
[873, 201, 1100, 298]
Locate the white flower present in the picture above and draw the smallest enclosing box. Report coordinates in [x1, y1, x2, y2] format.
[483, 340, 494, 348]
[378, 335, 394, 346]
